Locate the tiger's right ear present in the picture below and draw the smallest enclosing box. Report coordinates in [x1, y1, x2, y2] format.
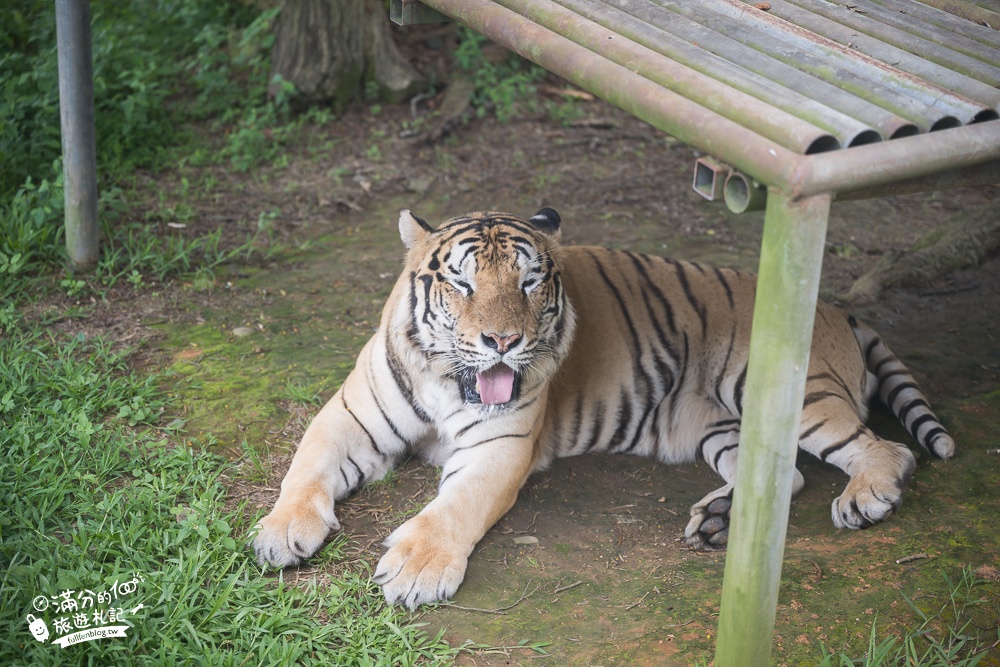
[528, 208, 561, 236]
[399, 209, 434, 249]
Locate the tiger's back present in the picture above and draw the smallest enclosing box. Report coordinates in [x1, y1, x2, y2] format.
[541, 247, 762, 465]
[542, 246, 865, 464]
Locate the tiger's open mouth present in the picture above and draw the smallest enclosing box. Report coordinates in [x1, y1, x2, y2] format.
[460, 363, 520, 405]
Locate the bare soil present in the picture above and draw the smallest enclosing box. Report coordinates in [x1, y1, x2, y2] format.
[64, 60, 1000, 665]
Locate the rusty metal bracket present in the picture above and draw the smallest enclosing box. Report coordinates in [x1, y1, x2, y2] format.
[693, 157, 768, 213]
[390, 0, 450, 25]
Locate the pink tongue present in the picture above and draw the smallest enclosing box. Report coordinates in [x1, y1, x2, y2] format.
[476, 364, 515, 405]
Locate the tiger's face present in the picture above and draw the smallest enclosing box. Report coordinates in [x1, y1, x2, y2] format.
[397, 209, 575, 407]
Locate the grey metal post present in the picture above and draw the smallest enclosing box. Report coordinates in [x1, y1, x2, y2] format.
[56, 0, 99, 270]
[714, 190, 832, 666]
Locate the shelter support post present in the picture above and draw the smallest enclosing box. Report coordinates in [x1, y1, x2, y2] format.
[714, 190, 832, 667]
[55, 0, 99, 270]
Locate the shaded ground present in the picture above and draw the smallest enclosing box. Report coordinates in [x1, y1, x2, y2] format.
[86, 84, 1000, 664]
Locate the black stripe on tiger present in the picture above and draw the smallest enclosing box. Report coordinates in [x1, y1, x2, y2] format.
[627, 252, 679, 339]
[455, 430, 534, 451]
[341, 455, 365, 497]
[696, 419, 740, 461]
[385, 339, 432, 424]
[342, 394, 386, 459]
[667, 332, 692, 434]
[674, 262, 709, 339]
[857, 321, 954, 459]
[366, 364, 414, 449]
[819, 425, 867, 462]
[713, 443, 739, 472]
[897, 398, 929, 426]
[439, 465, 464, 488]
[417, 274, 434, 326]
[884, 381, 920, 412]
[713, 330, 737, 410]
[712, 266, 735, 310]
[733, 363, 748, 414]
[920, 427, 948, 449]
[908, 413, 939, 438]
[588, 251, 658, 453]
[803, 390, 841, 407]
[799, 419, 827, 442]
[438, 217, 547, 245]
[582, 399, 607, 453]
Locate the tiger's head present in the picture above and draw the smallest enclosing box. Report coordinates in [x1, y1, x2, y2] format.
[394, 208, 576, 408]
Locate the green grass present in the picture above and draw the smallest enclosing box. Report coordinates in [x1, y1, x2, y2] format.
[0, 309, 458, 665]
[819, 568, 996, 667]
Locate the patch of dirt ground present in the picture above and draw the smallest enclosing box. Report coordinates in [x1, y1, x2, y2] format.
[70, 57, 1000, 665]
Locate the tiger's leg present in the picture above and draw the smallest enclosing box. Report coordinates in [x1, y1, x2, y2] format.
[798, 397, 916, 530]
[684, 418, 805, 550]
[253, 344, 420, 567]
[373, 423, 538, 610]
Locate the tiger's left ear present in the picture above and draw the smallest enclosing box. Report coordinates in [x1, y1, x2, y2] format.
[528, 208, 561, 237]
[399, 209, 434, 249]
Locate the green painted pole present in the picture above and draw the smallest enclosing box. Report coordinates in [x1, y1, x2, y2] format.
[56, 0, 99, 271]
[714, 190, 831, 667]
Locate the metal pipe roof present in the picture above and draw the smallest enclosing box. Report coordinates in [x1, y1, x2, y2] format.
[416, 0, 1000, 196]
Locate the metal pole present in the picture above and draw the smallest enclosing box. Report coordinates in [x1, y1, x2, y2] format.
[56, 0, 99, 271]
[714, 190, 831, 667]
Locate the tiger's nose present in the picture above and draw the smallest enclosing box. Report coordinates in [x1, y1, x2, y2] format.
[482, 332, 522, 354]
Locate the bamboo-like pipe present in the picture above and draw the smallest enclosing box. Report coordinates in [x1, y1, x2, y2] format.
[763, 0, 1000, 109]
[497, 0, 841, 153]
[790, 120, 1000, 198]
[781, 0, 1000, 84]
[596, 0, 918, 138]
[875, 0, 1000, 48]
[835, 160, 1000, 201]
[912, 0, 1000, 34]
[715, 190, 832, 667]
[416, 0, 803, 188]
[548, 0, 876, 147]
[661, 0, 984, 130]
[819, 0, 1000, 62]
[707, 0, 997, 125]
[723, 172, 767, 213]
[420, 0, 1000, 198]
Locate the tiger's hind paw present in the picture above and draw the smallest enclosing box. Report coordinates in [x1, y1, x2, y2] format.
[684, 485, 733, 551]
[831, 471, 905, 530]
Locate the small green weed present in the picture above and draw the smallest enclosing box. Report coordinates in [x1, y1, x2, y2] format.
[819, 567, 994, 666]
[454, 27, 544, 122]
[283, 380, 324, 407]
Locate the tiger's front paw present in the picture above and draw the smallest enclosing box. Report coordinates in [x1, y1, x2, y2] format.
[373, 517, 469, 610]
[252, 494, 340, 568]
[831, 470, 906, 530]
[684, 484, 733, 551]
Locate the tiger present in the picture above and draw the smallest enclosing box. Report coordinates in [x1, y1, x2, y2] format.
[252, 208, 955, 610]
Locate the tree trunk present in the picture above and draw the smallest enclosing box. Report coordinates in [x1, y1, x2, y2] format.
[269, 0, 424, 109]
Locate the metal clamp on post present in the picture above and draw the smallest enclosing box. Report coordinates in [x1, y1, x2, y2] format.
[723, 171, 767, 214]
[390, 0, 450, 25]
[693, 157, 767, 214]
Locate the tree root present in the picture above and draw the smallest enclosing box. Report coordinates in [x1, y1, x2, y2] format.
[841, 203, 1000, 305]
